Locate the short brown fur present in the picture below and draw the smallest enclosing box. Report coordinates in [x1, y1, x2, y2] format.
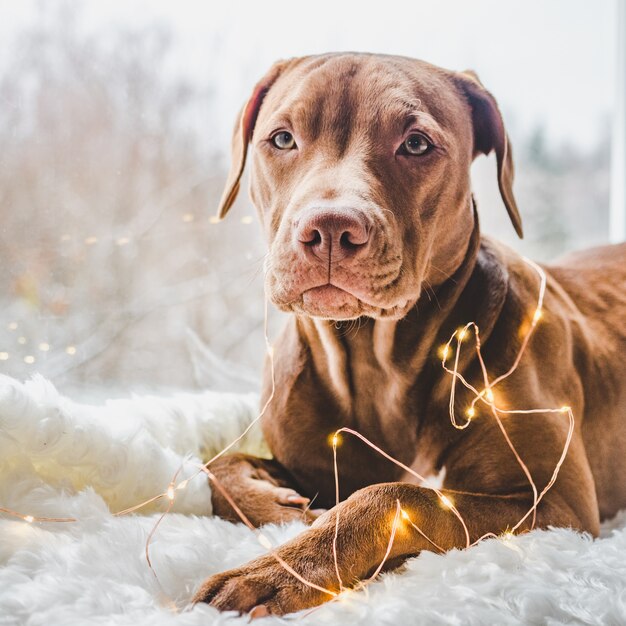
[194, 53, 626, 615]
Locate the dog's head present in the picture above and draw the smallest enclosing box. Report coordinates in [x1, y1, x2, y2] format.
[218, 53, 521, 320]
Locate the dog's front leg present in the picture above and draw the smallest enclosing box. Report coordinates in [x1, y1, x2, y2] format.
[193, 481, 581, 615]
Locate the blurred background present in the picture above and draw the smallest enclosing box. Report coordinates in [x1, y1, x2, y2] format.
[0, 0, 621, 397]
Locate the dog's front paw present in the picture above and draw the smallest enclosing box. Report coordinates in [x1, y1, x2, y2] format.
[192, 555, 331, 616]
[207, 453, 316, 527]
[193, 488, 403, 615]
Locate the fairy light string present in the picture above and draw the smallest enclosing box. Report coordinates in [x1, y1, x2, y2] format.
[144, 465, 186, 583]
[0, 255, 576, 610]
[364, 499, 402, 583]
[0, 507, 76, 524]
[399, 508, 445, 553]
[440, 257, 573, 533]
[331, 434, 345, 592]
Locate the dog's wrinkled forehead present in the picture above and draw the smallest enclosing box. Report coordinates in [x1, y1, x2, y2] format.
[254, 55, 468, 149]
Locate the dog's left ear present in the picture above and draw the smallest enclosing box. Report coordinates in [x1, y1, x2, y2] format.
[217, 59, 293, 220]
[454, 70, 523, 238]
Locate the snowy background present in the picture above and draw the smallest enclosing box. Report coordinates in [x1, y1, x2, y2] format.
[0, 0, 617, 396]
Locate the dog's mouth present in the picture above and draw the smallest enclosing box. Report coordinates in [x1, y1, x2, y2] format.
[302, 285, 356, 317]
[293, 283, 413, 321]
[267, 248, 414, 320]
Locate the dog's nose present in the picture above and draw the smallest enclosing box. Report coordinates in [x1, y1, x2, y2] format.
[295, 209, 371, 263]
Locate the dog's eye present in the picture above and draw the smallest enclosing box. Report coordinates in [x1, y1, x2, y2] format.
[400, 133, 432, 156]
[271, 131, 297, 150]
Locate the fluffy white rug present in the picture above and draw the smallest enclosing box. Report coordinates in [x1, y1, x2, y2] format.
[1, 374, 625, 626]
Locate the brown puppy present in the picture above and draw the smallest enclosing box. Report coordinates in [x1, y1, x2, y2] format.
[194, 53, 626, 615]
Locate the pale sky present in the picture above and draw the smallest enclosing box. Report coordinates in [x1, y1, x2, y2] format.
[0, 0, 618, 150]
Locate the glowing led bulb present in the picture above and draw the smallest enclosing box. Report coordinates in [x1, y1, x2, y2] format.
[257, 533, 272, 549]
[24, 515, 34, 523]
[439, 345, 450, 360]
[328, 432, 342, 447]
[166, 485, 175, 501]
[65, 346, 76, 355]
[466, 406, 476, 419]
[560, 405, 571, 413]
[241, 216, 254, 224]
[533, 309, 543, 323]
[38, 342, 50, 352]
[457, 328, 468, 341]
[439, 495, 453, 509]
[485, 388, 494, 403]
[401, 509, 410, 521]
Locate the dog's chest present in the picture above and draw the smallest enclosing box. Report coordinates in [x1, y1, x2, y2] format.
[270, 374, 446, 505]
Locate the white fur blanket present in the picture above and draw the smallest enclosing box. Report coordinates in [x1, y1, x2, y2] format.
[1, 375, 625, 625]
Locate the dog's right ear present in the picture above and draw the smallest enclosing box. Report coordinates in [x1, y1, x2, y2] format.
[217, 60, 291, 220]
